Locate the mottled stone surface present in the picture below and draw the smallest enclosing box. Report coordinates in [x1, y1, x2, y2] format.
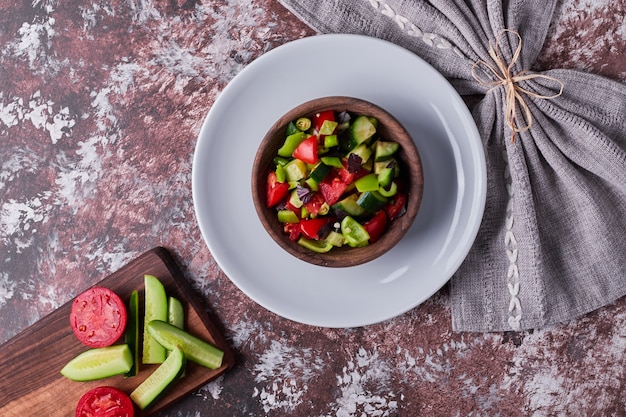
[1, 0, 625, 416]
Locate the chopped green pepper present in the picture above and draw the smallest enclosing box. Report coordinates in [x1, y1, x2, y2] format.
[341, 216, 370, 247]
[295, 117, 312, 131]
[355, 173, 380, 193]
[277, 132, 307, 157]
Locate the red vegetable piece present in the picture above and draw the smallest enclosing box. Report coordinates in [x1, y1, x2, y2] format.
[385, 192, 407, 220]
[363, 210, 388, 243]
[319, 174, 348, 206]
[76, 386, 134, 417]
[292, 135, 318, 164]
[300, 217, 330, 240]
[266, 171, 289, 208]
[313, 110, 335, 132]
[303, 192, 326, 217]
[70, 287, 127, 348]
[283, 222, 302, 241]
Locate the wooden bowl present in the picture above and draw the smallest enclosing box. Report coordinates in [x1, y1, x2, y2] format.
[252, 96, 424, 267]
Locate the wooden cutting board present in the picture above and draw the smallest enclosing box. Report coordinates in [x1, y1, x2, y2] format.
[0, 247, 235, 416]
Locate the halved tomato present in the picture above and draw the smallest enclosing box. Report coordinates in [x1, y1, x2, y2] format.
[70, 287, 127, 348]
[76, 386, 134, 417]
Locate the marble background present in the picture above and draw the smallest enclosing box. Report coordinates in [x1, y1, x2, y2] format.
[1, 0, 625, 415]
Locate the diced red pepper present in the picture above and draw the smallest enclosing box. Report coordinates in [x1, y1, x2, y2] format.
[303, 192, 326, 217]
[292, 135, 319, 164]
[363, 210, 388, 243]
[266, 171, 289, 208]
[313, 110, 335, 132]
[319, 173, 348, 206]
[284, 222, 301, 241]
[384, 192, 407, 220]
[300, 217, 329, 240]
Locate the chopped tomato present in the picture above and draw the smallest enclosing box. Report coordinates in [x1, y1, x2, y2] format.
[266, 171, 289, 208]
[300, 217, 330, 240]
[363, 210, 388, 243]
[76, 386, 134, 417]
[319, 173, 348, 206]
[292, 135, 318, 164]
[303, 192, 326, 217]
[284, 223, 301, 241]
[70, 287, 127, 348]
[313, 110, 335, 132]
[385, 192, 407, 220]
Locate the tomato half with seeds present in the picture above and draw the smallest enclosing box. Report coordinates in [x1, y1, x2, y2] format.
[76, 386, 134, 417]
[70, 287, 127, 348]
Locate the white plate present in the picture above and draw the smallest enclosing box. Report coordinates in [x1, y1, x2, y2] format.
[192, 34, 486, 328]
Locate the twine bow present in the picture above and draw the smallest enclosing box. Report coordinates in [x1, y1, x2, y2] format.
[472, 30, 564, 143]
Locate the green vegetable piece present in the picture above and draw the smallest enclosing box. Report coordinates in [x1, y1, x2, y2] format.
[168, 296, 184, 329]
[283, 159, 308, 182]
[374, 159, 399, 176]
[147, 320, 224, 370]
[332, 193, 366, 217]
[354, 173, 380, 192]
[125, 290, 140, 377]
[277, 209, 299, 223]
[357, 190, 388, 212]
[273, 156, 290, 167]
[379, 181, 398, 197]
[341, 216, 370, 247]
[277, 131, 307, 157]
[320, 156, 343, 168]
[295, 117, 311, 131]
[143, 275, 168, 364]
[305, 177, 319, 191]
[348, 143, 373, 164]
[325, 230, 345, 247]
[61, 344, 133, 382]
[309, 162, 331, 183]
[275, 165, 286, 183]
[289, 188, 303, 208]
[319, 119, 338, 135]
[377, 167, 394, 188]
[348, 115, 377, 150]
[324, 134, 339, 148]
[297, 237, 334, 253]
[374, 141, 400, 162]
[285, 121, 298, 136]
[130, 346, 185, 410]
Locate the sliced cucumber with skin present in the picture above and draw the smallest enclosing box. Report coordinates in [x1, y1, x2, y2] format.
[61, 344, 133, 381]
[130, 346, 185, 410]
[143, 275, 168, 364]
[168, 296, 184, 329]
[374, 141, 399, 162]
[348, 115, 377, 150]
[147, 320, 224, 370]
[125, 290, 140, 377]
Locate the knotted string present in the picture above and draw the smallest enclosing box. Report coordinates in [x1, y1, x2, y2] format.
[472, 30, 564, 143]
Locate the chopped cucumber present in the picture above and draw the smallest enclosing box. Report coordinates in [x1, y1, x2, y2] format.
[309, 162, 331, 183]
[348, 143, 373, 163]
[147, 320, 224, 370]
[332, 194, 366, 217]
[61, 344, 133, 382]
[283, 159, 308, 182]
[348, 115, 377, 150]
[130, 346, 185, 410]
[125, 290, 140, 377]
[357, 190, 388, 212]
[143, 275, 168, 364]
[325, 230, 345, 247]
[374, 141, 399, 161]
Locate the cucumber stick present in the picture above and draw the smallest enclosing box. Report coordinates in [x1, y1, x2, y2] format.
[143, 275, 168, 364]
[130, 346, 185, 410]
[147, 320, 224, 370]
[125, 290, 140, 377]
[60, 344, 133, 381]
[167, 296, 184, 329]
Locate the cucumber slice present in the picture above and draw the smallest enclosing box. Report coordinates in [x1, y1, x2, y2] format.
[348, 115, 376, 150]
[61, 344, 133, 381]
[357, 190, 388, 212]
[147, 320, 224, 370]
[130, 346, 185, 410]
[167, 296, 184, 329]
[143, 275, 168, 364]
[332, 194, 366, 217]
[374, 141, 399, 162]
[125, 290, 140, 377]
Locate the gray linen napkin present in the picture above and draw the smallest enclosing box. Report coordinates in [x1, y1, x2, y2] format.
[278, 0, 626, 332]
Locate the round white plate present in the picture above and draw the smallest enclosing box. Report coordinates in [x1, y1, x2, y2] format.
[192, 34, 486, 328]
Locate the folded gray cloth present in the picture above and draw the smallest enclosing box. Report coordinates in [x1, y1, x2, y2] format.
[279, 0, 626, 332]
